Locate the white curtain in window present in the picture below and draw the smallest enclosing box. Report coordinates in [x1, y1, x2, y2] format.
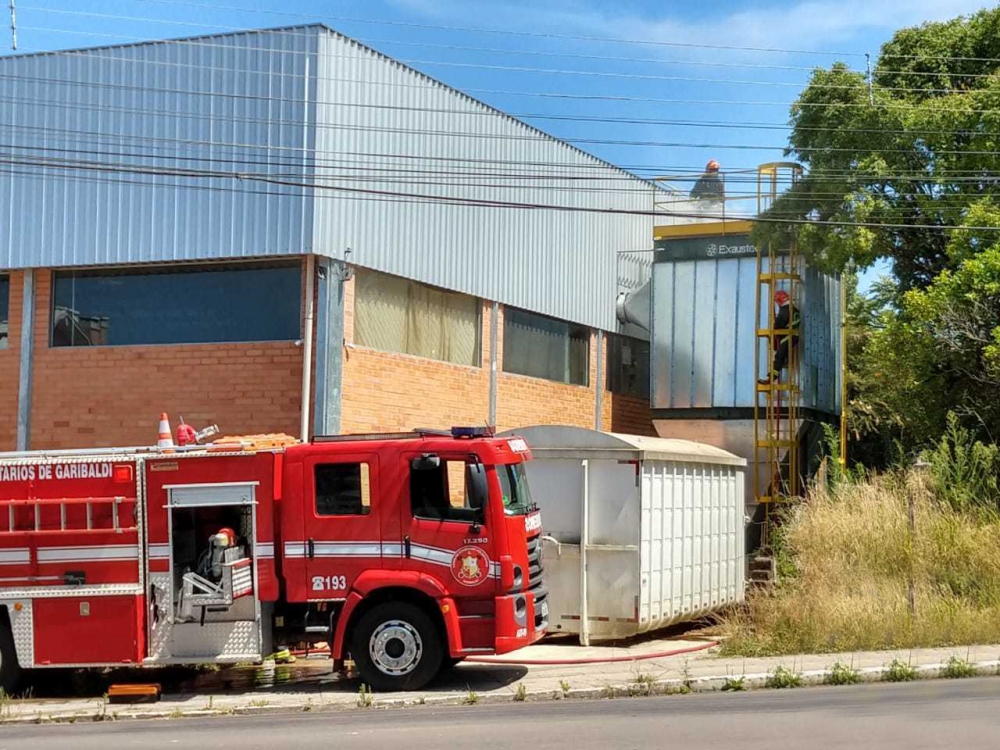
[355, 269, 480, 366]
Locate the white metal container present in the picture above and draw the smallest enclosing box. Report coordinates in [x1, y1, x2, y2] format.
[502, 425, 746, 644]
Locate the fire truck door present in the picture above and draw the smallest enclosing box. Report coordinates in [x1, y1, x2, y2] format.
[402, 455, 497, 598]
[300, 453, 382, 600]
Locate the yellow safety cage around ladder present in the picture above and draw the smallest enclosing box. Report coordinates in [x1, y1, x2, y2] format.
[753, 163, 803, 547]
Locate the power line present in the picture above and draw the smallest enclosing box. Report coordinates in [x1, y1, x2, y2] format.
[6, 136, 994, 208]
[5, 94, 998, 149]
[15, 23, 863, 75]
[4, 113, 1000, 191]
[120, 0, 1000, 65]
[4, 89, 1000, 158]
[5, 149, 1000, 231]
[8, 18, 985, 99]
[23, 1, 866, 58]
[3, 49, 997, 118]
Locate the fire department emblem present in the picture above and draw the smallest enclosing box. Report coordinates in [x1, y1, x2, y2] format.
[451, 546, 491, 587]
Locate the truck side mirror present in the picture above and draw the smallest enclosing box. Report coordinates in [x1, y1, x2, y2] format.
[467, 460, 488, 530]
[411, 454, 441, 471]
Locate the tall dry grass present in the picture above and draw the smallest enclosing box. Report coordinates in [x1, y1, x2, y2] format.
[721, 470, 1000, 656]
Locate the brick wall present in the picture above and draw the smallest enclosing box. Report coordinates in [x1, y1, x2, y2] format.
[340, 275, 492, 433]
[606, 393, 656, 436]
[0, 271, 22, 450]
[340, 277, 605, 435]
[29, 270, 303, 450]
[18, 263, 655, 448]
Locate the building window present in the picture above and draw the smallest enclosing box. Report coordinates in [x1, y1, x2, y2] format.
[51, 262, 301, 347]
[607, 334, 650, 400]
[0, 275, 8, 350]
[315, 463, 371, 516]
[503, 308, 590, 386]
[354, 269, 481, 367]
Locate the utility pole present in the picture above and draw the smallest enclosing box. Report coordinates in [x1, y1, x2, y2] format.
[8, 0, 16, 51]
[865, 53, 874, 106]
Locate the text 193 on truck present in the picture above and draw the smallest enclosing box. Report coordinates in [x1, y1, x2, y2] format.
[0, 424, 547, 692]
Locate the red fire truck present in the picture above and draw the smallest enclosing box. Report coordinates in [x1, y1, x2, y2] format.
[0, 425, 547, 692]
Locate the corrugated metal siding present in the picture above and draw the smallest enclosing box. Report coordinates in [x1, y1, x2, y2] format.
[0, 27, 322, 268]
[312, 29, 657, 331]
[638, 460, 744, 631]
[0, 24, 660, 330]
[651, 255, 841, 414]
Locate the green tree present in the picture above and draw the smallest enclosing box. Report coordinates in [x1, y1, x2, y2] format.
[759, 8, 1000, 294]
[756, 8, 1000, 458]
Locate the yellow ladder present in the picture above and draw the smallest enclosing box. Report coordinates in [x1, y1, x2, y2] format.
[753, 163, 803, 546]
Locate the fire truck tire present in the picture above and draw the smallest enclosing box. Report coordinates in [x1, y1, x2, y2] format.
[350, 602, 443, 692]
[0, 618, 23, 694]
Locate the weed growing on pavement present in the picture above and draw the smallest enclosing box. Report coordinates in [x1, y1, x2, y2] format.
[601, 684, 618, 699]
[513, 683, 527, 702]
[247, 699, 270, 709]
[765, 665, 803, 689]
[560, 680, 571, 698]
[721, 676, 746, 692]
[626, 672, 656, 697]
[824, 662, 862, 686]
[94, 694, 110, 722]
[942, 655, 978, 679]
[676, 659, 695, 693]
[356, 684, 374, 708]
[883, 658, 919, 682]
[169, 708, 184, 720]
[463, 689, 479, 706]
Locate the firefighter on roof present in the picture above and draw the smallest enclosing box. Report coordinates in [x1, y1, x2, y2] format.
[689, 159, 725, 202]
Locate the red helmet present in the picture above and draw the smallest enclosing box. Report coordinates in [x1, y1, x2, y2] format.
[213, 528, 237, 547]
[774, 290, 790, 305]
[706, 159, 720, 172]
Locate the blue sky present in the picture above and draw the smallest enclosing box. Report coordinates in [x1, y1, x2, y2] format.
[4, 0, 996, 288]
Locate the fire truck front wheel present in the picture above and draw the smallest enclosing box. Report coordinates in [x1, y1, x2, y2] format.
[350, 602, 443, 692]
[0, 617, 23, 694]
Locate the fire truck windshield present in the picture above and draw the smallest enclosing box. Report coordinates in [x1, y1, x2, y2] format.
[497, 462, 535, 516]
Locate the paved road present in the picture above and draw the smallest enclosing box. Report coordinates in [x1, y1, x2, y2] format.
[4, 679, 1000, 749]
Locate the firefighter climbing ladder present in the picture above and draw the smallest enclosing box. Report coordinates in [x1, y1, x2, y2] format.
[753, 163, 803, 545]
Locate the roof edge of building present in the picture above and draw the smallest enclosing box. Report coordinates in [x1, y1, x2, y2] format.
[0, 22, 665, 194]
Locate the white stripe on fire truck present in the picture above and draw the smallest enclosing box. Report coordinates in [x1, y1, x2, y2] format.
[147, 543, 274, 559]
[282, 541, 498, 578]
[37, 545, 139, 563]
[0, 548, 30, 565]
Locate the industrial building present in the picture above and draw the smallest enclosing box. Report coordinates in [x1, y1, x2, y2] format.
[0, 24, 666, 451]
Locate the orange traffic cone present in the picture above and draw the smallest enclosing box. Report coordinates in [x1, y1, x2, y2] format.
[157, 413, 174, 450]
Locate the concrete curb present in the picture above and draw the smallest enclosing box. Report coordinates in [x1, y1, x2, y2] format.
[2, 658, 998, 725]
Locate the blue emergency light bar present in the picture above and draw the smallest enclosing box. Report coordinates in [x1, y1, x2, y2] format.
[450, 426, 493, 438]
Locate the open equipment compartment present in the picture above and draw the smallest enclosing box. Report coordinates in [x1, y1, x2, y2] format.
[161, 481, 263, 660]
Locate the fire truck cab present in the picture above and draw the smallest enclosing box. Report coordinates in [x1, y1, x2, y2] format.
[0, 427, 547, 692]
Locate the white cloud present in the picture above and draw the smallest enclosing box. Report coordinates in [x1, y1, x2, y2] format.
[389, 0, 995, 54]
[610, 0, 994, 52]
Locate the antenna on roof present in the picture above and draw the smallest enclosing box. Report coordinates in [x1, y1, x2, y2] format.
[8, 0, 16, 51]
